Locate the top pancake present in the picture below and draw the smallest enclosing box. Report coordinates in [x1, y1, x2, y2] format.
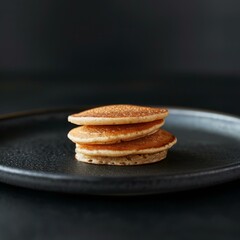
[76, 129, 177, 157]
[68, 104, 168, 125]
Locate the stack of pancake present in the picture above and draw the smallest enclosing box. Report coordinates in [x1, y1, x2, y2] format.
[68, 105, 177, 165]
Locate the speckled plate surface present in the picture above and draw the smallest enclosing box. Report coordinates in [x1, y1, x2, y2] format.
[0, 107, 239, 195]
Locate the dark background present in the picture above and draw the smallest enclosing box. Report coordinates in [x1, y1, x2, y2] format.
[0, 0, 239, 115]
[0, 1, 240, 240]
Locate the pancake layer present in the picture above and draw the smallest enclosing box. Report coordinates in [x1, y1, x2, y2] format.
[68, 119, 164, 144]
[68, 105, 168, 125]
[75, 150, 168, 165]
[76, 129, 177, 157]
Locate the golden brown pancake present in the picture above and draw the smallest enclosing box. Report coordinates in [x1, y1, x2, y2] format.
[75, 150, 168, 165]
[68, 104, 168, 125]
[76, 129, 177, 157]
[67, 119, 164, 144]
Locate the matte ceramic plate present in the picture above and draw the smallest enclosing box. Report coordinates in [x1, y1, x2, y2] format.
[0, 107, 239, 195]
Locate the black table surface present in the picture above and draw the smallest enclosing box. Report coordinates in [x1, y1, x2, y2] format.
[0, 76, 240, 240]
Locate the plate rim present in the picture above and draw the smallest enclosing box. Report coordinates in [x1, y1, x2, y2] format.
[0, 105, 239, 122]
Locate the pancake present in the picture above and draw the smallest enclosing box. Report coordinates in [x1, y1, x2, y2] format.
[68, 104, 168, 125]
[67, 119, 164, 144]
[75, 150, 168, 165]
[76, 129, 177, 157]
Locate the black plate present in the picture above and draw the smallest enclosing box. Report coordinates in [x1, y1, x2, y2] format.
[0, 107, 239, 195]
